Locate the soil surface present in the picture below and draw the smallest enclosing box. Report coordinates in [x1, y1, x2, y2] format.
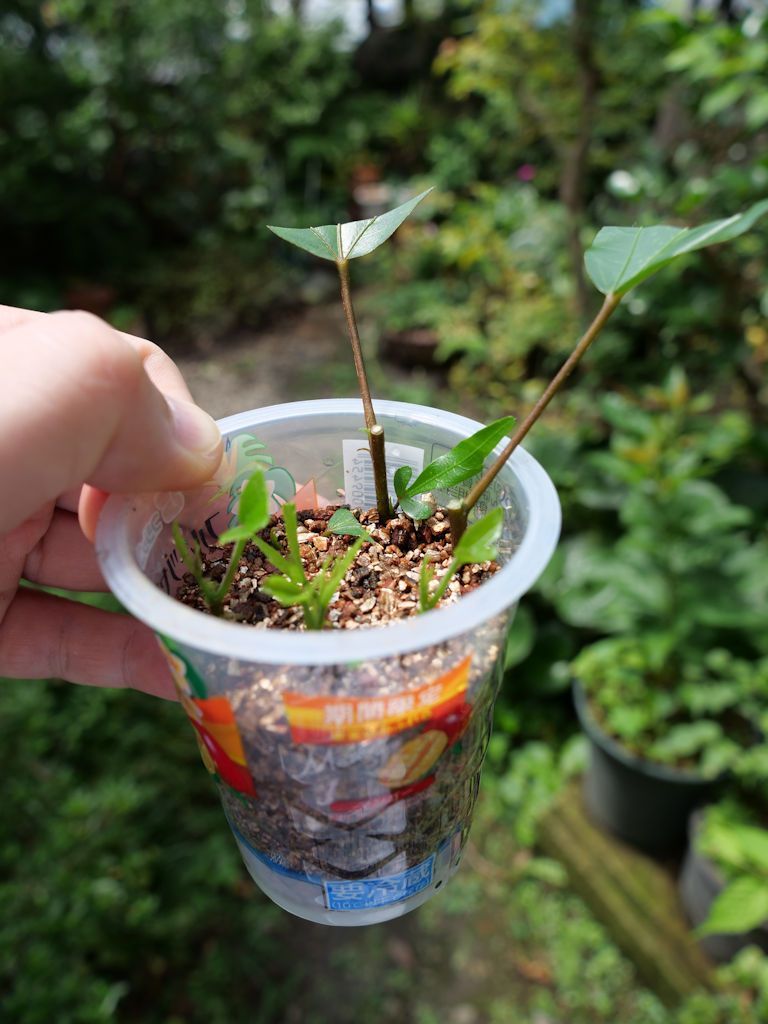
[177, 505, 498, 628]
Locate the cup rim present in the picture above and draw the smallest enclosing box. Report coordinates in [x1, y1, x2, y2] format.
[96, 399, 561, 665]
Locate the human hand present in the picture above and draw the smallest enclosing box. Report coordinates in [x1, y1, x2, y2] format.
[0, 306, 223, 698]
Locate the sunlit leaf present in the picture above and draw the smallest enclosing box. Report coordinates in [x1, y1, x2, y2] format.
[218, 471, 270, 543]
[585, 199, 768, 297]
[395, 465, 432, 520]
[267, 188, 433, 262]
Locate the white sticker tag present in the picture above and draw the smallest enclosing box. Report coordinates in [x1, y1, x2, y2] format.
[342, 439, 424, 510]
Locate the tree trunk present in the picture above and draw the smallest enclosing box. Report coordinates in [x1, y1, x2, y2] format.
[403, 0, 417, 23]
[290, 0, 304, 19]
[559, 0, 599, 323]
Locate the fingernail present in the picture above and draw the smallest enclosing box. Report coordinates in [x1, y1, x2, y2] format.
[167, 397, 222, 459]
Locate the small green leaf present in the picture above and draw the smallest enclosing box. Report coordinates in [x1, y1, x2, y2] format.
[395, 465, 432, 520]
[585, 200, 768, 297]
[267, 188, 433, 262]
[327, 508, 369, 539]
[697, 877, 768, 937]
[283, 503, 302, 565]
[400, 495, 433, 521]
[405, 416, 516, 497]
[453, 508, 504, 565]
[261, 576, 309, 606]
[171, 521, 200, 574]
[219, 471, 270, 543]
[394, 465, 412, 498]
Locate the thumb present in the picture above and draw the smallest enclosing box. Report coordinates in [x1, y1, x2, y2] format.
[1, 311, 222, 533]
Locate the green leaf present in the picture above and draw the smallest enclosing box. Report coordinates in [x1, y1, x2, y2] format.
[585, 200, 768, 297]
[260, 576, 309, 606]
[394, 465, 412, 498]
[326, 508, 369, 539]
[282, 503, 302, 565]
[729, 825, 768, 874]
[453, 508, 504, 565]
[404, 416, 516, 497]
[698, 877, 768, 937]
[218, 471, 270, 543]
[267, 188, 433, 262]
[400, 494, 433, 521]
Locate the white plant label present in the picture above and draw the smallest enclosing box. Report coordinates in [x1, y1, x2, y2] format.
[342, 439, 424, 509]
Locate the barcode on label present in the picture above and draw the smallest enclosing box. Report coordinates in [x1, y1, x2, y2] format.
[342, 440, 424, 509]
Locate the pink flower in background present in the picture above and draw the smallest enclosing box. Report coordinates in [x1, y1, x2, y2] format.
[516, 164, 537, 182]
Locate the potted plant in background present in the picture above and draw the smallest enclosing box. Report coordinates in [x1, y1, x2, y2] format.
[95, 190, 768, 923]
[535, 370, 768, 851]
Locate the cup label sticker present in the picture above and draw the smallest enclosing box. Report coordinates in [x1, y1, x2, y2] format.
[283, 655, 471, 745]
[324, 854, 434, 911]
[342, 439, 424, 509]
[157, 637, 256, 798]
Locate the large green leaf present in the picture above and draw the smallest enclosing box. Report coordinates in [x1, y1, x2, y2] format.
[404, 416, 515, 497]
[585, 199, 768, 297]
[697, 877, 768, 936]
[267, 188, 433, 262]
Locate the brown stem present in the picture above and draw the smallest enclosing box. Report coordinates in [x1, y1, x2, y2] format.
[369, 425, 393, 522]
[337, 258, 376, 432]
[458, 293, 621, 533]
[337, 258, 391, 520]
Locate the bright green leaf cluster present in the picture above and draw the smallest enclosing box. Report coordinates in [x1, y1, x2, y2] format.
[172, 472, 271, 617]
[257, 504, 364, 630]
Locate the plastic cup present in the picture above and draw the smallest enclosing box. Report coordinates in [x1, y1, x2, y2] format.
[96, 399, 560, 926]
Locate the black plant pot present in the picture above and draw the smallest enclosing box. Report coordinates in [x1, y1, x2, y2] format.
[573, 683, 720, 854]
[679, 811, 768, 963]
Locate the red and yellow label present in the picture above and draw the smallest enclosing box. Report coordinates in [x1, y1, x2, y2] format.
[159, 643, 256, 797]
[283, 655, 472, 745]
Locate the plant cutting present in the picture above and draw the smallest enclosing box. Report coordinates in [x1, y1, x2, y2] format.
[95, 189, 768, 924]
[680, 797, 768, 964]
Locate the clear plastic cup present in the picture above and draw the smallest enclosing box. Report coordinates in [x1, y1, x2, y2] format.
[96, 399, 560, 926]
